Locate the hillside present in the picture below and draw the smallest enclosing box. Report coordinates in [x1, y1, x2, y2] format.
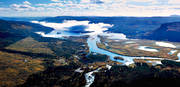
[144, 22, 180, 42]
[0, 19, 54, 48]
[0, 19, 89, 87]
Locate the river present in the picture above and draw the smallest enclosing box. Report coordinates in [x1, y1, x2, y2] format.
[87, 35, 165, 65]
[33, 21, 169, 87]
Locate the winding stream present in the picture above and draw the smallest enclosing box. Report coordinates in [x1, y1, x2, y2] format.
[84, 68, 101, 87]
[87, 35, 164, 65]
[36, 31, 166, 87]
[85, 35, 166, 87]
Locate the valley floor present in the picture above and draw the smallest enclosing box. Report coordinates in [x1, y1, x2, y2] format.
[98, 36, 180, 62]
[1, 18, 180, 87]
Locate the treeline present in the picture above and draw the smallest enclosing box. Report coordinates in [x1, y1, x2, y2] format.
[91, 60, 180, 87]
[80, 53, 108, 63]
[19, 60, 180, 87]
[18, 62, 86, 87]
[48, 39, 85, 58]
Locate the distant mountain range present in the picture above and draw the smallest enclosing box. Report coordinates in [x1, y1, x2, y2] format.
[41, 16, 180, 38]
[0, 17, 45, 22]
[40, 16, 180, 42]
[170, 15, 180, 17]
[1, 16, 180, 42]
[144, 22, 180, 42]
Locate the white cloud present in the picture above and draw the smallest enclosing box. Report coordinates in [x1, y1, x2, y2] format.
[128, 0, 159, 4]
[32, 20, 113, 37]
[81, 0, 91, 3]
[0, 8, 11, 12]
[23, 1, 31, 5]
[80, 0, 159, 4]
[11, 4, 34, 11]
[11, 2, 44, 11]
[14, 3, 180, 17]
[37, 3, 63, 7]
[51, 0, 60, 2]
[131, 0, 155, 2]
[168, 0, 180, 4]
[1, 0, 180, 17]
[81, 0, 121, 4]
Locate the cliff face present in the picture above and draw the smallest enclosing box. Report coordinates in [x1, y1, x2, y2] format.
[144, 22, 180, 42]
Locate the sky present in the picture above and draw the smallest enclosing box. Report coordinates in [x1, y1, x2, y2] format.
[0, 0, 180, 17]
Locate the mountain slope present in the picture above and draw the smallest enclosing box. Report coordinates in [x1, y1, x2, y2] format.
[0, 19, 54, 48]
[144, 22, 180, 42]
[0, 19, 88, 87]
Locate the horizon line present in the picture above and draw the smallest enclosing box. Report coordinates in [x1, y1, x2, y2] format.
[0, 15, 180, 18]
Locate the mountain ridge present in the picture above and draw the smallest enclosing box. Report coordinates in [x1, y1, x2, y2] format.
[144, 22, 180, 42]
